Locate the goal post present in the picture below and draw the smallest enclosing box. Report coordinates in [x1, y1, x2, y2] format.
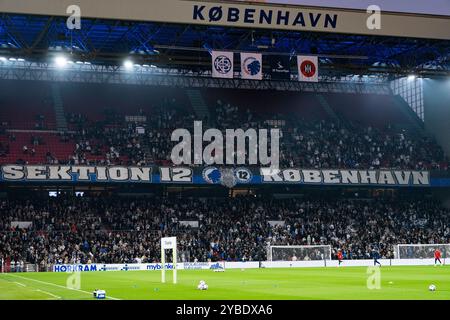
[394, 243, 450, 260]
[161, 236, 177, 284]
[267, 245, 332, 261]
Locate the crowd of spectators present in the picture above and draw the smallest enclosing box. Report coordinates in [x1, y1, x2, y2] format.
[0, 95, 448, 171]
[1, 195, 449, 268]
[280, 120, 448, 170]
[64, 99, 195, 166]
[211, 101, 449, 171]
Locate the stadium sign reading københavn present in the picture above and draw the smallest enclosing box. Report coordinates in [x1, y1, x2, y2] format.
[260, 168, 429, 186]
[192, 5, 338, 29]
[0, 165, 432, 186]
[1, 0, 449, 40]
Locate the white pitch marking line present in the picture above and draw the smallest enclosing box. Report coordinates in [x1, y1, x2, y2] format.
[6, 274, 121, 300]
[13, 281, 27, 287]
[35, 289, 61, 299]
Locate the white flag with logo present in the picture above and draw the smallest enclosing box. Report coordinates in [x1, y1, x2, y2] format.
[212, 51, 234, 79]
[297, 55, 318, 82]
[241, 52, 263, 80]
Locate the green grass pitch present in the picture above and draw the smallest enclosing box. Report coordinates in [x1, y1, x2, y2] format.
[0, 266, 448, 300]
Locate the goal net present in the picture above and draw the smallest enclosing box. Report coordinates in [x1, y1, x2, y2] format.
[394, 244, 450, 259]
[267, 245, 332, 261]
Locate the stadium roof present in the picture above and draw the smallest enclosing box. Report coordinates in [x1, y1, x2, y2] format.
[0, 1, 449, 79]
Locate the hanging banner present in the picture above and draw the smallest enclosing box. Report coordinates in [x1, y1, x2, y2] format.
[297, 55, 319, 82]
[241, 52, 263, 80]
[0, 164, 439, 187]
[212, 51, 234, 79]
[269, 55, 291, 80]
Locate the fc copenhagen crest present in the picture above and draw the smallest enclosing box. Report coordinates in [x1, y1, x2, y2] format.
[243, 56, 261, 76]
[202, 167, 221, 184]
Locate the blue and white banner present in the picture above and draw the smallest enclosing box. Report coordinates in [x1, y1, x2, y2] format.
[0, 165, 444, 187]
[52, 262, 226, 272]
[52, 259, 445, 272]
[183, 262, 225, 270]
[53, 263, 176, 273]
[297, 55, 318, 82]
[212, 51, 234, 79]
[241, 52, 263, 80]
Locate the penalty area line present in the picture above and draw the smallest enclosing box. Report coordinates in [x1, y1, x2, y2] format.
[6, 274, 121, 300]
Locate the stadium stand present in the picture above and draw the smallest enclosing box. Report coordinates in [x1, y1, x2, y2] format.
[0, 82, 449, 271]
[0, 81, 448, 170]
[1, 0, 450, 305]
[1, 195, 449, 269]
[0, 81, 56, 131]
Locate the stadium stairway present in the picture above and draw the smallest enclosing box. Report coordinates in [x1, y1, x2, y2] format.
[51, 83, 68, 132]
[392, 94, 428, 137]
[315, 94, 341, 123]
[186, 89, 211, 125]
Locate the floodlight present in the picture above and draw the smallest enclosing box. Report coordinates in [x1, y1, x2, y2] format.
[55, 56, 68, 68]
[124, 60, 134, 70]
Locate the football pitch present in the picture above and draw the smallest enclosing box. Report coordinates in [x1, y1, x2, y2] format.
[0, 266, 448, 300]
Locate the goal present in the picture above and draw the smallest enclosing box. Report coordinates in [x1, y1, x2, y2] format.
[267, 245, 332, 261]
[394, 244, 450, 259]
[161, 236, 177, 284]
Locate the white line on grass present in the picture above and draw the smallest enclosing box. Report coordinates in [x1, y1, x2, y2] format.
[35, 289, 61, 299]
[6, 274, 121, 300]
[13, 282, 27, 287]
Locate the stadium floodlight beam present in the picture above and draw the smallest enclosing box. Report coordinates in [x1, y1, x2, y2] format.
[123, 60, 134, 70]
[0, 57, 6, 62]
[55, 56, 68, 68]
[407, 74, 416, 81]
